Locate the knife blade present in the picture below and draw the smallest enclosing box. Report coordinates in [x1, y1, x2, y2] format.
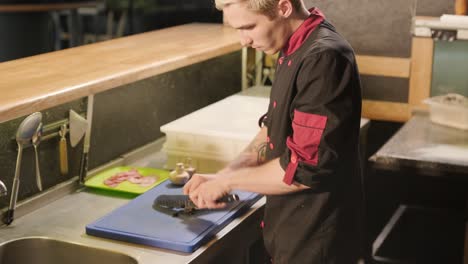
[154, 194, 239, 211]
[69, 110, 87, 148]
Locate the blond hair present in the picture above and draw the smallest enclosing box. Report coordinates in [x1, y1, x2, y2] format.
[215, 0, 303, 16]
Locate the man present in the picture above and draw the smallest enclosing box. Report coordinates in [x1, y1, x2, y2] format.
[184, 0, 363, 263]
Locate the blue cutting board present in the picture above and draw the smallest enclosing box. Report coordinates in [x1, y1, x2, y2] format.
[86, 180, 261, 253]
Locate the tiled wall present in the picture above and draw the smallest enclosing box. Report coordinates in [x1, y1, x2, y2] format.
[0, 51, 241, 210]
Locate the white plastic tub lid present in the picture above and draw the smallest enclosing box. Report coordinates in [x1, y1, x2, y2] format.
[160, 95, 270, 140]
[424, 93, 468, 108]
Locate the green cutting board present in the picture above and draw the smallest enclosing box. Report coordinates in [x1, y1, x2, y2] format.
[85, 166, 169, 194]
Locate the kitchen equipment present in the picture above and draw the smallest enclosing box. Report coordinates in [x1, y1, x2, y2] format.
[4, 112, 42, 225]
[168, 163, 190, 185]
[32, 122, 43, 191]
[86, 180, 261, 253]
[160, 95, 269, 173]
[79, 95, 94, 184]
[84, 166, 169, 194]
[424, 93, 468, 130]
[0, 237, 138, 264]
[69, 109, 87, 148]
[59, 124, 69, 175]
[154, 194, 239, 213]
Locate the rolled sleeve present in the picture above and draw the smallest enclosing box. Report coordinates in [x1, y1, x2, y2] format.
[280, 50, 358, 189]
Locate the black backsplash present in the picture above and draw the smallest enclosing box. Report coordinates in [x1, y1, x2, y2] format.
[0, 100, 86, 208]
[0, 51, 241, 209]
[91, 52, 242, 167]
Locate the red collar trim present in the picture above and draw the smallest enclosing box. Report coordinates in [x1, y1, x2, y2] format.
[282, 8, 325, 56]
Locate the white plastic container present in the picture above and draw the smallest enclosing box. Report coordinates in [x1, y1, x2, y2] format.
[160, 95, 270, 173]
[424, 93, 468, 130]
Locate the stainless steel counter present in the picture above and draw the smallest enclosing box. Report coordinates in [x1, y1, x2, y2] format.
[370, 112, 468, 177]
[0, 140, 266, 264]
[368, 112, 468, 263]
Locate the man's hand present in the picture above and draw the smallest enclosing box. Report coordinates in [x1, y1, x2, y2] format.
[183, 174, 231, 209]
[183, 173, 213, 195]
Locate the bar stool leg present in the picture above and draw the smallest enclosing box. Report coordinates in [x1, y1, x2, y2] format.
[68, 9, 83, 47]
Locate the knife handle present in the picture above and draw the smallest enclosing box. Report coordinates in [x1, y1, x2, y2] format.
[217, 194, 240, 203]
[3, 209, 14, 225]
[189, 194, 240, 208]
[155, 194, 239, 210]
[79, 152, 88, 184]
[59, 137, 68, 175]
[59, 124, 68, 175]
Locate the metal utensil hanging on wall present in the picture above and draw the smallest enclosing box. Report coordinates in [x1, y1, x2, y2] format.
[59, 124, 69, 175]
[32, 122, 43, 191]
[4, 112, 42, 225]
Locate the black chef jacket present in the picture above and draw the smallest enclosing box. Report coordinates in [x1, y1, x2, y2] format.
[261, 20, 363, 264]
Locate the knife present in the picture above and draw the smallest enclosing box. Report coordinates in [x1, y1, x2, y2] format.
[79, 95, 94, 184]
[154, 194, 239, 211]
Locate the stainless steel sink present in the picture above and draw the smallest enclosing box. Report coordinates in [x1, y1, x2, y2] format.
[0, 237, 138, 264]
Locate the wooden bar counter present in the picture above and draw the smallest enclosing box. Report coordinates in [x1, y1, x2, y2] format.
[0, 23, 241, 123]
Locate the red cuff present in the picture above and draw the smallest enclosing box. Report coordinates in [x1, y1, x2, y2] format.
[283, 152, 299, 185]
[282, 110, 327, 185]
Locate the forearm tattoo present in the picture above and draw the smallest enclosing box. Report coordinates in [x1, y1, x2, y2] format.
[256, 142, 267, 165]
[223, 128, 268, 171]
[246, 135, 267, 165]
[226, 140, 267, 171]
